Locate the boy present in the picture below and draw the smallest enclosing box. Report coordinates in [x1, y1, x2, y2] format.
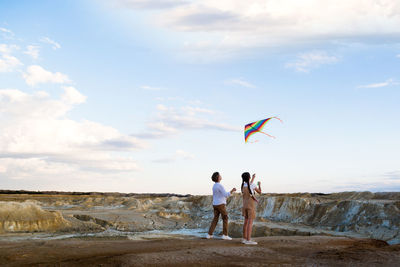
[206, 171, 236, 240]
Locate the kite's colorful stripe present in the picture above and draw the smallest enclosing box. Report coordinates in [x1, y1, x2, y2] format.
[244, 117, 282, 142]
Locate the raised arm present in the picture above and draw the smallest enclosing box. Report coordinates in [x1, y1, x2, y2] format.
[219, 184, 234, 197]
[254, 181, 262, 194]
[251, 173, 256, 184]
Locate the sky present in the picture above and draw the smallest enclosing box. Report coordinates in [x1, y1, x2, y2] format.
[0, 0, 399, 194]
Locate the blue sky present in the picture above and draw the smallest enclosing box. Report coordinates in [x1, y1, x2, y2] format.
[0, 0, 399, 194]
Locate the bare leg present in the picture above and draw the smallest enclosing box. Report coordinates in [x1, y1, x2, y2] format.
[243, 217, 249, 240]
[246, 218, 254, 241]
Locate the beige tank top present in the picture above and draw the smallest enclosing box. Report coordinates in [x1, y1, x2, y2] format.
[242, 184, 256, 210]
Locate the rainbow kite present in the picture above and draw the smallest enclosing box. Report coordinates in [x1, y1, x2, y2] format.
[244, 117, 282, 143]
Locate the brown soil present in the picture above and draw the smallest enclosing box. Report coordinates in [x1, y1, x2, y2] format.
[0, 236, 399, 266]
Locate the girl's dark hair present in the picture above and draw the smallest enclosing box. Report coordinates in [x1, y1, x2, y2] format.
[211, 172, 220, 182]
[241, 172, 253, 195]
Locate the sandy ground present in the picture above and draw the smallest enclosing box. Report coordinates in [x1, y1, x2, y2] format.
[0, 236, 399, 266]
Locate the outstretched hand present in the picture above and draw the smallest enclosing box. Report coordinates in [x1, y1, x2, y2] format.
[251, 173, 256, 183]
[231, 188, 237, 193]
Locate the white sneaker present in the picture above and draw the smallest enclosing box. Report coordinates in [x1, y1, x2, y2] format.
[206, 234, 213, 239]
[221, 235, 232, 240]
[241, 239, 247, 244]
[244, 240, 257, 245]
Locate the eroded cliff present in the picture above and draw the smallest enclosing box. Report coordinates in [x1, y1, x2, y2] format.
[0, 191, 398, 244]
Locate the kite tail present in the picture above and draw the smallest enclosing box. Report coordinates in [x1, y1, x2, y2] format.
[272, 117, 283, 123]
[258, 131, 276, 139]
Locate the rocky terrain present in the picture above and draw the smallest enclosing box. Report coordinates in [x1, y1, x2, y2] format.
[0, 191, 399, 245]
[2, 236, 400, 266]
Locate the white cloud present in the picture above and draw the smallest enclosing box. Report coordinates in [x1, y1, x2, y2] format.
[40, 37, 61, 50]
[62, 86, 87, 104]
[143, 121, 179, 138]
[328, 171, 400, 192]
[134, 104, 239, 138]
[155, 96, 203, 106]
[141, 85, 164, 91]
[0, 44, 22, 72]
[153, 149, 195, 163]
[115, 0, 188, 9]
[114, 0, 400, 58]
[357, 78, 399, 88]
[384, 171, 400, 181]
[0, 55, 22, 72]
[23, 65, 70, 86]
[0, 88, 146, 181]
[175, 149, 195, 159]
[285, 51, 339, 72]
[156, 96, 184, 102]
[0, 27, 12, 34]
[225, 78, 256, 88]
[24, 45, 40, 59]
[0, 27, 14, 39]
[0, 44, 19, 55]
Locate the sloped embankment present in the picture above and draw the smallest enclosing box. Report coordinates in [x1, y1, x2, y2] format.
[231, 193, 400, 244]
[183, 192, 400, 244]
[0, 201, 70, 233]
[0, 191, 398, 244]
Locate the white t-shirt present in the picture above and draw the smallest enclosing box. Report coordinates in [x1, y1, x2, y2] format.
[212, 182, 231, 205]
[243, 183, 256, 195]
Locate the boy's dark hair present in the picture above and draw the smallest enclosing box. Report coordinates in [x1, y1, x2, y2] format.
[241, 172, 253, 195]
[211, 172, 220, 182]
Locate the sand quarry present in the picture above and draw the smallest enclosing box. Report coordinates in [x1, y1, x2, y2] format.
[0, 190, 399, 266]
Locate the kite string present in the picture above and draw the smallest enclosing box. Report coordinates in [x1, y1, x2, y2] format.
[257, 131, 276, 139]
[247, 125, 276, 139]
[272, 117, 284, 123]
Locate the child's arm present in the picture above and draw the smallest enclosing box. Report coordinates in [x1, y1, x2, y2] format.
[251, 173, 256, 184]
[254, 181, 262, 194]
[250, 182, 260, 203]
[220, 184, 235, 197]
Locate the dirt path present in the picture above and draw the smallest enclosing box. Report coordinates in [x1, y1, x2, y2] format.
[0, 236, 399, 266]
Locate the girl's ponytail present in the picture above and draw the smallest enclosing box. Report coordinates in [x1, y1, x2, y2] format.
[246, 180, 252, 196]
[241, 172, 252, 195]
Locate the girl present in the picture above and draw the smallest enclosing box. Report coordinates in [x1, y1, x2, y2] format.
[241, 172, 262, 245]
